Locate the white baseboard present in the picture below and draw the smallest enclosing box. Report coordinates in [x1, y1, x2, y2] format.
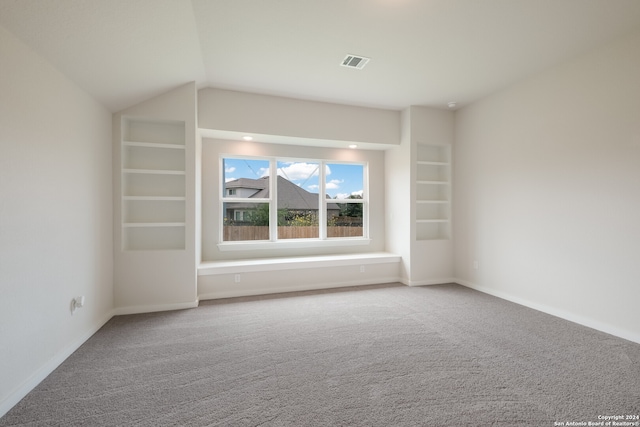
[405, 277, 457, 287]
[113, 300, 200, 316]
[456, 279, 640, 345]
[0, 310, 115, 419]
[198, 277, 402, 300]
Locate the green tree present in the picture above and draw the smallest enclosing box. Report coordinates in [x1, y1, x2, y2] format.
[338, 195, 363, 217]
[245, 204, 287, 226]
[245, 204, 269, 226]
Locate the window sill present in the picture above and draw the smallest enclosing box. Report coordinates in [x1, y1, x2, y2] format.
[199, 251, 399, 276]
[217, 238, 371, 252]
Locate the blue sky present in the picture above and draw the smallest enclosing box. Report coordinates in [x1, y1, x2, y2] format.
[223, 158, 364, 199]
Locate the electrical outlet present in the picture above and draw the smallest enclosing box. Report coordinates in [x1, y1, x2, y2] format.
[70, 296, 85, 315]
[360, 265, 365, 273]
[234, 274, 241, 283]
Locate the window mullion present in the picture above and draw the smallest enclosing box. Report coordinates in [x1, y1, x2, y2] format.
[363, 163, 369, 238]
[319, 160, 327, 240]
[219, 157, 225, 243]
[269, 159, 278, 241]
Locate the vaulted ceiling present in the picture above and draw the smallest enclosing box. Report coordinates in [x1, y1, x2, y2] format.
[2, 0, 640, 112]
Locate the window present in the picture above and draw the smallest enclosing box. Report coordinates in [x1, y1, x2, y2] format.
[222, 158, 270, 242]
[276, 160, 320, 239]
[221, 156, 366, 244]
[326, 163, 364, 238]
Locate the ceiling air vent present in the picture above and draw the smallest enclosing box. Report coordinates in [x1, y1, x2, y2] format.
[340, 54, 370, 70]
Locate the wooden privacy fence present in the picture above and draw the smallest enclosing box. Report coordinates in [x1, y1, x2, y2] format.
[224, 226, 363, 241]
[326, 226, 363, 238]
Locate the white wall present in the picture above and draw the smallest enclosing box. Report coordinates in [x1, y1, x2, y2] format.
[198, 88, 400, 148]
[0, 26, 113, 415]
[384, 109, 412, 282]
[454, 29, 640, 343]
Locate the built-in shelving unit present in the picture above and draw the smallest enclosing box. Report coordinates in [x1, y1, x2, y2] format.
[112, 83, 198, 314]
[121, 118, 186, 250]
[415, 144, 451, 240]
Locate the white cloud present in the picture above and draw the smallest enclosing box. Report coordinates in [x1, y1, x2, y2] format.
[307, 184, 319, 190]
[225, 177, 236, 183]
[277, 162, 320, 181]
[334, 189, 363, 199]
[225, 166, 236, 173]
[326, 179, 343, 190]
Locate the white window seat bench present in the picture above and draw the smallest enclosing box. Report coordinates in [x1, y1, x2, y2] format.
[197, 252, 402, 299]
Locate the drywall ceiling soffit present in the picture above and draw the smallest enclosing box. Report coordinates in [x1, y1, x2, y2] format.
[198, 128, 398, 151]
[1, 0, 640, 112]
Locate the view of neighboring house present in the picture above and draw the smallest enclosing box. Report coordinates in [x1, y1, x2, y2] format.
[224, 177, 268, 199]
[224, 176, 341, 223]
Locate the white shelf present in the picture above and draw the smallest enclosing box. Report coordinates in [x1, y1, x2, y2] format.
[123, 141, 185, 149]
[121, 118, 186, 251]
[123, 222, 186, 228]
[123, 196, 185, 201]
[417, 161, 449, 166]
[417, 180, 448, 185]
[416, 222, 450, 240]
[123, 168, 185, 175]
[122, 118, 185, 145]
[417, 145, 449, 164]
[415, 144, 451, 241]
[122, 173, 185, 198]
[122, 226, 185, 251]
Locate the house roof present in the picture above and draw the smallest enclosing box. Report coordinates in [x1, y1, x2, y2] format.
[226, 176, 339, 211]
[226, 177, 268, 191]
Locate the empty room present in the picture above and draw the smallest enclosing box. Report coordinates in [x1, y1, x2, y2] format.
[1, 0, 639, 425]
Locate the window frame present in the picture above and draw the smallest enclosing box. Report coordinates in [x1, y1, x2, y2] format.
[218, 155, 369, 251]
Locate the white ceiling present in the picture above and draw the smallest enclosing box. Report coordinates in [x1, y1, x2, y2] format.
[2, 0, 640, 112]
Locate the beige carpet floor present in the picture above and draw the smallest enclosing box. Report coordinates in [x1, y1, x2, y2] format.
[1, 283, 639, 426]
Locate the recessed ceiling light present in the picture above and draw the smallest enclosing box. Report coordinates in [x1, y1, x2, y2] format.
[447, 102, 457, 109]
[242, 136, 253, 141]
[348, 144, 358, 149]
